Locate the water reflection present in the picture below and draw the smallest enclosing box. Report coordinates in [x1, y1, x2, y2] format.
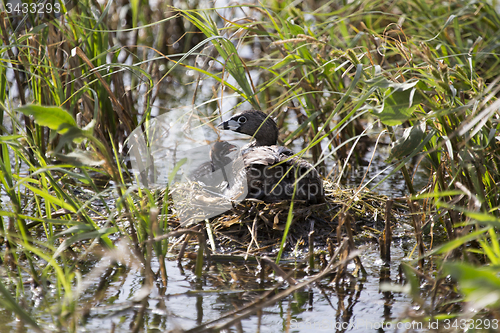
[0, 241, 417, 332]
[380, 266, 394, 330]
[62, 243, 412, 333]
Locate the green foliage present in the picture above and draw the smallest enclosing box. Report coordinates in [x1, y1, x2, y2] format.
[0, 280, 43, 333]
[181, 10, 260, 109]
[17, 105, 77, 132]
[445, 261, 500, 308]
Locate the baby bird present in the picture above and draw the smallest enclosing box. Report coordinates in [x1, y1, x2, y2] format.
[218, 110, 324, 203]
[190, 141, 237, 185]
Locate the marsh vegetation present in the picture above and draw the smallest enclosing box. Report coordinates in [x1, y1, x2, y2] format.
[1, 0, 500, 331]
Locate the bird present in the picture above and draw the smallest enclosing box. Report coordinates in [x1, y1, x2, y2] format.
[190, 141, 238, 186]
[218, 110, 324, 203]
[176, 141, 242, 226]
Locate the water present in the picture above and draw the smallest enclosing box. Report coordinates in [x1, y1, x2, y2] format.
[23, 245, 415, 333]
[0, 229, 423, 333]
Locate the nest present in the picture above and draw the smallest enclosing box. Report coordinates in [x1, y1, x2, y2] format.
[165, 180, 404, 255]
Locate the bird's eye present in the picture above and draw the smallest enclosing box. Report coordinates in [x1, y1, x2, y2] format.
[238, 116, 247, 123]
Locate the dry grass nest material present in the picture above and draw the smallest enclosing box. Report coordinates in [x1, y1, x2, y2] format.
[166, 180, 406, 254]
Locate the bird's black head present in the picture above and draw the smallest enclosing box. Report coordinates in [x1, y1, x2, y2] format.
[217, 110, 278, 146]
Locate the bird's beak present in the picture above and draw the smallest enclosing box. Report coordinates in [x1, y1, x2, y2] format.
[217, 120, 228, 130]
[227, 143, 238, 152]
[217, 119, 239, 131]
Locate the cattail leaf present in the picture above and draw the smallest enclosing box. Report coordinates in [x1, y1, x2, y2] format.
[17, 105, 76, 133]
[368, 78, 425, 126]
[387, 122, 426, 162]
[378, 88, 420, 126]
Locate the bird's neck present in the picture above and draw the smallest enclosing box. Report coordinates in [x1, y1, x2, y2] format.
[253, 133, 277, 147]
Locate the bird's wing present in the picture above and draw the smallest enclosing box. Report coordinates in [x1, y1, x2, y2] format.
[242, 146, 281, 165]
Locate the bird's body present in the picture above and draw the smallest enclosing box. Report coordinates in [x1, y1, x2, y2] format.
[218, 110, 324, 203]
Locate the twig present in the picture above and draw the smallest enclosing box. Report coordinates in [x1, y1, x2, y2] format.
[380, 199, 393, 264]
